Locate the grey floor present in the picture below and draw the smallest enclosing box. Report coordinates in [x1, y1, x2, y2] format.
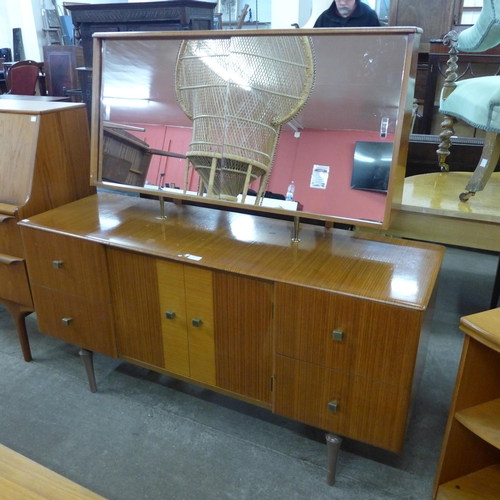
[0, 245, 497, 500]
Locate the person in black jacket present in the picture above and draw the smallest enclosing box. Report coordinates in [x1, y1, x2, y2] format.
[314, 0, 380, 28]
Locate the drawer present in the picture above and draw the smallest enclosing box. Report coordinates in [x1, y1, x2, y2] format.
[31, 285, 117, 357]
[274, 283, 423, 386]
[273, 355, 410, 453]
[21, 227, 110, 303]
[0, 255, 33, 307]
[0, 214, 24, 258]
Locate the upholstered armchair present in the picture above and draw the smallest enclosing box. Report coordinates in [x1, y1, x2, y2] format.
[437, 0, 500, 202]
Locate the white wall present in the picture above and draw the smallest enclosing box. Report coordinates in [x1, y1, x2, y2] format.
[0, 0, 41, 60]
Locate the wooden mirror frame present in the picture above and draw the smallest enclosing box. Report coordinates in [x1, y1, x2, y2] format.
[90, 27, 421, 229]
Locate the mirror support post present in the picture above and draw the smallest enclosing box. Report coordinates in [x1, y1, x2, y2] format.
[292, 216, 301, 242]
[158, 196, 167, 219]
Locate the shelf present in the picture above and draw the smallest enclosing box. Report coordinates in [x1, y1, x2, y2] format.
[455, 399, 500, 449]
[436, 463, 500, 499]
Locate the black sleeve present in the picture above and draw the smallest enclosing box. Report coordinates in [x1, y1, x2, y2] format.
[369, 11, 380, 27]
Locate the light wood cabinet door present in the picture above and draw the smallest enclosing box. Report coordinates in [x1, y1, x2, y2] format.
[275, 283, 422, 387]
[157, 260, 215, 385]
[213, 273, 273, 404]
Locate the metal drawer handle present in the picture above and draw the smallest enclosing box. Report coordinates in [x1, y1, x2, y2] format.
[52, 260, 64, 269]
[62, 317, 73, 326]
[0, 254, 22, 265]
[165, 310, 176, 320]
[192, 318, 202, 327]
[328, 401, 339, 413]
[332, 329, 343, 342]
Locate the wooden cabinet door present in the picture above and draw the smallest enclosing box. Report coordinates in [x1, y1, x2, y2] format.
[156, 259, 216, 384]
[107, 248, 164, 367]
[214, 273, 273, 404]
[184, 265, 215, 385]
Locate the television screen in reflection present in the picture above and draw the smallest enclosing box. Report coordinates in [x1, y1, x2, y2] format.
[350, 141, 394, 193]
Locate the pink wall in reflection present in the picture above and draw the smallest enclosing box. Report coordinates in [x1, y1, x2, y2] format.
[131, 125, 393, 222]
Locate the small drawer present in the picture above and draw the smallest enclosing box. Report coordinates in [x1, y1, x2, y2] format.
[273, 355, 410, 453]
[20, 227, 111, 303]
[274, 283, 422, 386]
[31, 285, 117, 358]
[0, 255, 33, 307]
[0, 214, 24, 258]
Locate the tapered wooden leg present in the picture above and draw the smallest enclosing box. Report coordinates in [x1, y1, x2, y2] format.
[0, 299, 33, 362]
[326, 433, 342, 486]
[79, 348, 97, 393]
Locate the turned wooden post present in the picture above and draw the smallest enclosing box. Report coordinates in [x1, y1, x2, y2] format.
[437, 31, 459, 172]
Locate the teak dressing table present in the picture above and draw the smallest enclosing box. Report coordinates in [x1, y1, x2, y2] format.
[14, 28, 445, 484]
[18, 192, 444, 481]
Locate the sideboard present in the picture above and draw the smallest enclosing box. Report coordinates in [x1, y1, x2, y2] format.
[18, 192, 444, 478]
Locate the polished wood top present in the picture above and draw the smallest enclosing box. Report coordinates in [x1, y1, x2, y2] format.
[0, 443, 105, 499]
[401, 172, 500, 224]
[19, 192, 444, 310]
[0, 100, 84, 114]
[460, 308, 500, 354]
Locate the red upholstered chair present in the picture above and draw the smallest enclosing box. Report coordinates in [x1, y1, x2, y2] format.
[5, 60, 40, 95]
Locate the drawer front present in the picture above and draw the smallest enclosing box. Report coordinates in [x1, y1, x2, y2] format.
[21, 227, 110, 303]
[274, 355, 410, 453]
[274, 283, 422, 387]
[31, 285, 117, 357]
[0, 256, 33, 307]
[0, 214, 24, 258]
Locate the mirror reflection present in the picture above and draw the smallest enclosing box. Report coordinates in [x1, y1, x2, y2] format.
[95, 28, 419, 227]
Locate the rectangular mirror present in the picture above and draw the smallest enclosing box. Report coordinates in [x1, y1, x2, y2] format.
[90, 28, 420, 229]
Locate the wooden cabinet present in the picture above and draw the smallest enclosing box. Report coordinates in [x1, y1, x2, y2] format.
[18, 192, 443, 453]
[433, 308, 500, 499]
[389, 0, 461, 45]
[43, 45, 84, 98]
[0, 101, 95, 361]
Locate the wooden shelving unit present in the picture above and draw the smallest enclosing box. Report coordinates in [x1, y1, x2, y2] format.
[433, 308, 500, 499]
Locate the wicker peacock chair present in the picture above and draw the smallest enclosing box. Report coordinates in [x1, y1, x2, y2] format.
[175, 35, 315, 203]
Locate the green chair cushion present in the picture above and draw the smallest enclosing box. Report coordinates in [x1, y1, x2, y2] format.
[440, 75, 500, 133]
[458, 0, 500, 52]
